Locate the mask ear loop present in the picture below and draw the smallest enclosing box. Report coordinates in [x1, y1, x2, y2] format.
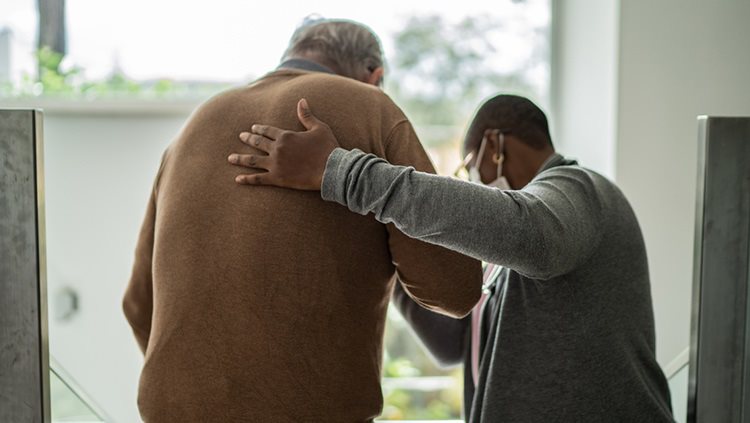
[492, 132, 505, 180]
[476, 133, 489, 168]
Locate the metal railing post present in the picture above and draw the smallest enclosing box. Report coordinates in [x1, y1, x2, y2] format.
[689, 116, 750, 423]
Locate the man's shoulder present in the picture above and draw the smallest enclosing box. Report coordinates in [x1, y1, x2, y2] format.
[293, 71, 403, 112]
[195, 71, 404, 122]
[533, 164, 627, 203]
[539, 163, 613, 188]
[537, 164, 636, 216]
[186, 86, 249, 122]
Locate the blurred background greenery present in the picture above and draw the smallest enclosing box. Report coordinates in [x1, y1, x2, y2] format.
[381, 306, 465, 419]
[1, 10, 547, 176]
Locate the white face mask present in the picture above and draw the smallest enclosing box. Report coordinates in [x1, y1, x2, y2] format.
[469, 132, 511, 190]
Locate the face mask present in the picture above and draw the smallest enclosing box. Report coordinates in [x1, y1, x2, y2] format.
[469, 132, 511, 190]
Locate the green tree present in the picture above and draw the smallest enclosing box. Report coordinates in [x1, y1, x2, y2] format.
[386, 14, 546, 129]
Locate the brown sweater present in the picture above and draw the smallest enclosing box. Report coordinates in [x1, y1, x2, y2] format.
[123, 68, 482, 422]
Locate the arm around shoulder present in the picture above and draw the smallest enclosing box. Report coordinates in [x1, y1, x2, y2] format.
[378, 120, 483, 317]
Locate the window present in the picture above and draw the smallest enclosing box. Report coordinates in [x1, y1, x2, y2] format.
[1, 1, 550, 420]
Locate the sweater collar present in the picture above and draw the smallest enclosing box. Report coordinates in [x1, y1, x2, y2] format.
[277, 59, 336, 75]
[536, 153, 577, 176]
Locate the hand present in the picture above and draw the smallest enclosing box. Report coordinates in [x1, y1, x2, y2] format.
[228, 98, 339, 190]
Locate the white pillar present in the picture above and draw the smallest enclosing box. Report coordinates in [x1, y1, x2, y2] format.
[0, 28, 11, 83]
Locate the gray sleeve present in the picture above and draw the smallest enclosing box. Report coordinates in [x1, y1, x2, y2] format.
[322, 148, 604, 280]
[391, 283, 468, 367]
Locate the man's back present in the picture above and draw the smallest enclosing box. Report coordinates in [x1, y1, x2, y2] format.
[123, 69, 482, 422]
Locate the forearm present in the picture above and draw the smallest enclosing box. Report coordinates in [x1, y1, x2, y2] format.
[322, 148, 601, 279]
[392, 283, 468, 367]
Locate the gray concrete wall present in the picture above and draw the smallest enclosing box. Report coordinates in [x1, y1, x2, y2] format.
[0, 109, 50, 423]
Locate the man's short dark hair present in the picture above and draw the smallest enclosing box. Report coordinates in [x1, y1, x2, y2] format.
[463, 94, 553, 154]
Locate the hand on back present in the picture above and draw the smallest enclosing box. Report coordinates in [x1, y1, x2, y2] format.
[228, 99, 339, 191]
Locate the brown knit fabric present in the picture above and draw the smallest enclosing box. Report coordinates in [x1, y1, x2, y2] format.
[123, 69, 482, 422]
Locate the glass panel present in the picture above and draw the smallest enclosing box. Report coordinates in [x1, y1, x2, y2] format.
[381, 306, 464, 420]
[50, 358, 106, 422]
[668, 364, 688, 423]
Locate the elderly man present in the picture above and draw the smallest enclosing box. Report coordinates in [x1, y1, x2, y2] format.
[123, 18, 481, 422]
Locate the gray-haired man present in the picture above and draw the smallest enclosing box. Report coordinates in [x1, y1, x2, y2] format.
[123, 17, 481, 422]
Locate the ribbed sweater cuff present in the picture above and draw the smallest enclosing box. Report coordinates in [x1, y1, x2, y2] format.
[321, 148, 364, 205]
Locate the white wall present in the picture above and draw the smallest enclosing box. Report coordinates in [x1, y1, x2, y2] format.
[552, 1, 750, 420]
[0, 27, 10, 82]
[38, 104, 193, 422]
[616, 0, 750, 368]
[549, 0, 619, 179]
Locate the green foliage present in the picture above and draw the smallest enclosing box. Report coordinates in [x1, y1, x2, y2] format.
[386, 14, 544, 130]
[34, 47, 81, 96]
[3, 12, 545, 121]
[381, 307, 464, 419]
[383, 357, 422, 378]
[381, 382, 464, 420]
[1, 47, 231, 100]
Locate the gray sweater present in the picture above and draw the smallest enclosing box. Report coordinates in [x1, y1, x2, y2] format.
[322, 148, 674, 422]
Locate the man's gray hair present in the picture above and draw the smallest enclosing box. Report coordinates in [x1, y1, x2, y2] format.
[282, 18, 384, 80]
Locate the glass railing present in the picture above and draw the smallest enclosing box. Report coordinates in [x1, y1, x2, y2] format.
[45, 347, 691, 423]
[50, 357, 108, 422]
[665, 348, 690, 423]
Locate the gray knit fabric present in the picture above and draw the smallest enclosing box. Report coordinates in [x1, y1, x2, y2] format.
[322, 148, 674, 422]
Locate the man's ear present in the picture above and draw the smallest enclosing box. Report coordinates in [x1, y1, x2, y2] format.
[365, 67, 384, 86]
[484, 129, 501, 158]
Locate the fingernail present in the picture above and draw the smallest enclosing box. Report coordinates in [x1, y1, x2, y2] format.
[228, 154, 237, 163]
[300, 98, 308, 110]
[240, 132, 249, 141]
[250, 125, 258, 133]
